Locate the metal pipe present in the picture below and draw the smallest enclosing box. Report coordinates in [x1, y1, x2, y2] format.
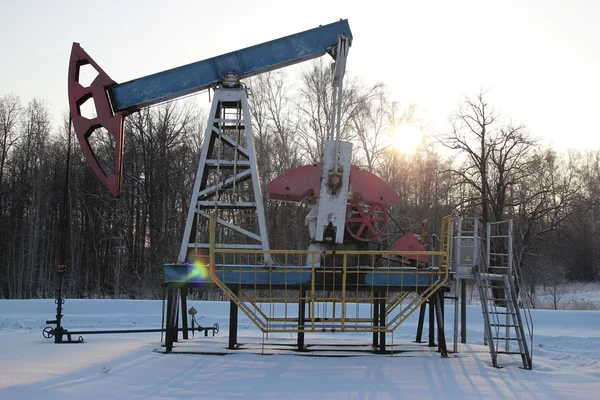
[181, 288, 189, 340]
[453, 279, 460, 352]
[428, 297, 435, 347]
[298, 288, 306, 351]
[415, 302, 426, 342]
[64, 327, 210, 335]
[228, 287, 239, 349]
[435, 291, 448, 358]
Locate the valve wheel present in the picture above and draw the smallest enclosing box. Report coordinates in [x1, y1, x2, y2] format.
[345, 200, 388, 241]
[43, 326, 54, 339]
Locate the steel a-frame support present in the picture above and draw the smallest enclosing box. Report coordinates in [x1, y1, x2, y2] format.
[178, 86, 270, 264]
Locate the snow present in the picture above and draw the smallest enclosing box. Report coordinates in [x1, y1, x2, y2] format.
[1, 298, 599, 399]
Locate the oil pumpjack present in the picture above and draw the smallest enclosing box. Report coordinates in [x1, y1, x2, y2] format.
[67, 20, 453, 355]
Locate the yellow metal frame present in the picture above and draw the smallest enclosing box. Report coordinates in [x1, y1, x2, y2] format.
[208, 215, 452, 334]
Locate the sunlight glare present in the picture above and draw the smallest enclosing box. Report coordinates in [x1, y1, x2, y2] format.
[391, 123, 424, 154]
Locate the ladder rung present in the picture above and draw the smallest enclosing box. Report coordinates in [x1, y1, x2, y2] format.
[479, 273, 505, 280]
[490, 324, 518, 328]
[489, 312, 512, 315]
[214, 118, 245, 124]
[205, 160, 251, 168]
[490, 235, 509, 238]
[187, 243, 264, 249]
[492, 337, 521, 341]
[495, 351, 524, 355]
[197, 201, 257, 209]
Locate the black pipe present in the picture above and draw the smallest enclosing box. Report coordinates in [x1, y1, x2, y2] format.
[461, 282, 467, 344]
[165, 288, 177, 352]
[181, 288, 189, 340]
[65, 327, 215, 335]
[435, 291, 448, 358]
[378, 297, 386, 353]
[440, 289, 445, 320]
[228, 287, 239, 349]
[415, 302, 426, 342]
[297, 287, 306, 351]
[372, 292, 379, 348]
[174, 289, 180, 342]
[428, 296, 435, 347]
[160, 287, 166, 343]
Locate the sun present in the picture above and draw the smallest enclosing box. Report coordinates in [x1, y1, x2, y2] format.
[390, 123, 424, 154]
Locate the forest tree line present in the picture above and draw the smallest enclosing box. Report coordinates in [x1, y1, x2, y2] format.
[0, 61, 598, 301]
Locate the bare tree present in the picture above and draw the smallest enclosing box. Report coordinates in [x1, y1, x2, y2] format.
[295, 60, 376, 164]
[248, 72, 308, 250]
[0, 94, 22, 198]
[440, 90, 500, 225]
[438, 90, 583, 301]
[351, 86, 416, 172]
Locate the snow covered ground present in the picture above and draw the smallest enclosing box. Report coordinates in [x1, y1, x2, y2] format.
[1, 298, 599, 399]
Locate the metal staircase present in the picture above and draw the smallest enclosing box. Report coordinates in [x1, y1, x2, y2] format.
[476, 220, 533, 369]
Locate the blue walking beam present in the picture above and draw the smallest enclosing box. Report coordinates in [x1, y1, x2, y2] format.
[110, 19, 352, 112]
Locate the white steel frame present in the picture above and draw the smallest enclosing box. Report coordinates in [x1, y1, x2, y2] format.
[178, 87, 271, 264]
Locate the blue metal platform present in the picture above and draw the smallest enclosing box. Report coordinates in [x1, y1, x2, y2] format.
[164, 264, 450, 288]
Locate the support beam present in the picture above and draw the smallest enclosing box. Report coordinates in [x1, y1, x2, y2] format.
[428, 296, 436, 347]
[160, 287, 166, 343]
[453, 280, 460, 352]
[372, 292, 379, 348]
[435, 291, 449, 358]
[440, 289, 445, 319]
[165, 288, 178, 353]
[228, 287, 239, 350]
[181, 287, 188, 340]
[378, 297, 386, 353]
[415, 302, 426, 343]
[174, 289, 180, 343]
[461, 281, 467, 343]
[297, 288, 306, 351]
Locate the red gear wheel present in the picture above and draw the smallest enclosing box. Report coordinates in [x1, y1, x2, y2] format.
[345, 200, 388, 241]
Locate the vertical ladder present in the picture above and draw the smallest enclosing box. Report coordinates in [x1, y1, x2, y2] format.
[178, 86, 270, 264]
[476, 220, 532, 369]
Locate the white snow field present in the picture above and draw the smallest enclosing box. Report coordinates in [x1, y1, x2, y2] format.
[1, 298, 599, 399]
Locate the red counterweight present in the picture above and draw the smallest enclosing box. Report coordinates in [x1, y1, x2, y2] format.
[68, 43, 124, 196]
[268, 164, 400, 241]
[268, 163, 400, 205]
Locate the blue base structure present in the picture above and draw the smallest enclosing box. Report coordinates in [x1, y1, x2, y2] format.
[161, 263, 451, 356]
[164, 264, 452, 289]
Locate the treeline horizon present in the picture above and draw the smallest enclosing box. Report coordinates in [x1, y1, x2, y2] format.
[0, 61, 598, 303]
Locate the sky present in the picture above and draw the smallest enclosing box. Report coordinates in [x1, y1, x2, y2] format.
[1, 0, 599, 151]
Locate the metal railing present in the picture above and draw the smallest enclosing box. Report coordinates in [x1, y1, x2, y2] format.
[206, 215, 453, 334]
